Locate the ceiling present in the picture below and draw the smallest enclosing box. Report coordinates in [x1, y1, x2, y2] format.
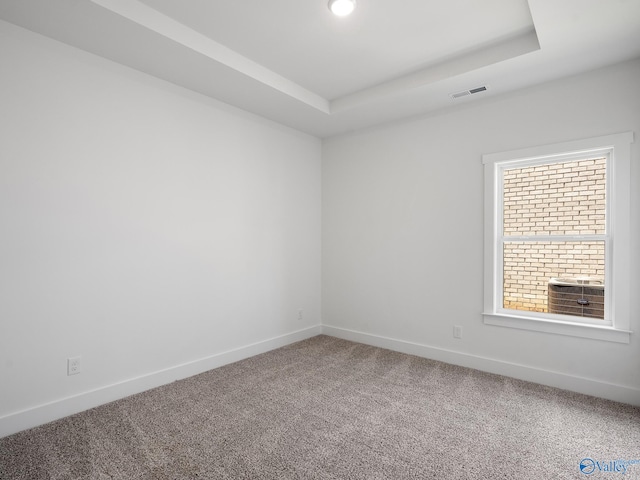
[1, 0, 639, 138]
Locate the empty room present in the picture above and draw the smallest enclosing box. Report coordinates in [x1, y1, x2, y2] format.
[1, 0, 639, 478]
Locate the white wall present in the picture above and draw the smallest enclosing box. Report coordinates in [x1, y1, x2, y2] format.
[0, 20, 321, 436]
[323, 58, 640, 403]
[1, 18, 638, 440]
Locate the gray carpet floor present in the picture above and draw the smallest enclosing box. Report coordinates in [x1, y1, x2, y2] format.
[1, 335, 639, 479]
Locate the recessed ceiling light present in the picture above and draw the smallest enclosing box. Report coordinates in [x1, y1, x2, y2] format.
[328, 0, 356, 17]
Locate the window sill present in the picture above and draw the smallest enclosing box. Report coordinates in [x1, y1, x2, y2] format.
[482, 313, 631, 344]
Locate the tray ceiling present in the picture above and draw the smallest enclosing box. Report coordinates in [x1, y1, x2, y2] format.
[1, 0, 639, 137]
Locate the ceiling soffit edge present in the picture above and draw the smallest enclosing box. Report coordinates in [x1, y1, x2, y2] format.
[90, 0, 540, 117]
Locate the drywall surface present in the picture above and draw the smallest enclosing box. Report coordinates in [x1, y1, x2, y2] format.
[323, 58, 640, 396]
[0, 20, 321, 431]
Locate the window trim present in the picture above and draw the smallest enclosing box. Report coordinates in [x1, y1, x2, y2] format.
[482, 132, 634, 344]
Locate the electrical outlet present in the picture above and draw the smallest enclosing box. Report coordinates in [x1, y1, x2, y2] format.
[67, 356, 82, 376]
[453, 326, 463, 339]
[298, 310, 303, 320]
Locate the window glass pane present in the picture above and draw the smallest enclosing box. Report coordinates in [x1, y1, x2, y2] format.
[503, 158, 606, 236]
[503, 241, 605, 320]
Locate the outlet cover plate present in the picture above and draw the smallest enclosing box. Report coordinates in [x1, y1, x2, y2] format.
[67, 356, 82, 376]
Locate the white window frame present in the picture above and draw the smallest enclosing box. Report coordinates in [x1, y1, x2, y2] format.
[482, 132, 634, 344]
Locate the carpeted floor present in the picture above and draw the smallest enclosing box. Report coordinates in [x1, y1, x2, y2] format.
[1, 335, 639, 479]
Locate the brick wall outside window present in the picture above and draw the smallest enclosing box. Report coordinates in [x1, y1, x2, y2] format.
[502, 158, 606, 313]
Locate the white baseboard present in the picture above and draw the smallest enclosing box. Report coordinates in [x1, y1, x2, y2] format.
[0, 325, 322, 439]
[3, 323, 637, 439]
[321, 325, 640, 407]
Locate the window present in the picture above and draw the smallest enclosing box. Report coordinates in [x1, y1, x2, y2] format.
[502, 157, 606, 321]
[482, 133, 634, 343]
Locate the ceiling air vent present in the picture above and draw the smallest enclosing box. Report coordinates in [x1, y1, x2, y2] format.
[450, 85, 488, 100]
